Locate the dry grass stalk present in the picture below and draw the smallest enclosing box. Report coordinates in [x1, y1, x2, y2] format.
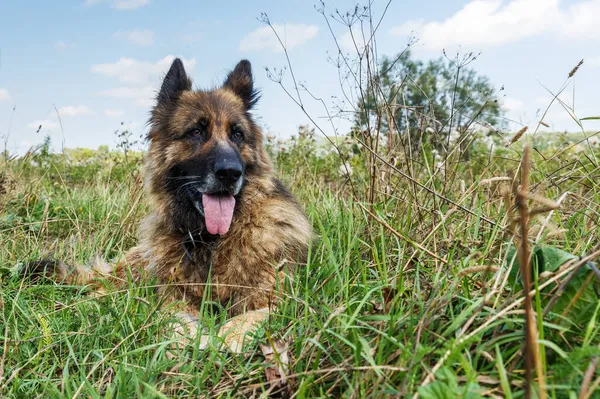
[457, 265, 500, 277]
[414, 248, 600, 399]
[528, 206, 560, 218]
[517, 144, 547, 399]
[358, 202, 447, 264]
[518, 144, 534, 398]
[479, 176, 512, 186]
[535, 191, 570, 243]
[580, 367, 600, 399]
[579, 343, 599, 399]
[524, 192, 560, 210]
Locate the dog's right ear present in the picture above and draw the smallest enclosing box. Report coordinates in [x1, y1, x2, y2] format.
[157, 58, 192, 106]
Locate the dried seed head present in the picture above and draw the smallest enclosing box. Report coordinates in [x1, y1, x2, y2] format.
[506, 126, 528, 147]
[568, 59, 584, 78]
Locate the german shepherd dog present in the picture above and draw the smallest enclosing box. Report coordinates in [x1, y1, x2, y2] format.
[30, 58, 313, 351]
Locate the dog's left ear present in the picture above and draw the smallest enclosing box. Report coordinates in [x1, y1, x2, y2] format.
[223, 60, 260, 109]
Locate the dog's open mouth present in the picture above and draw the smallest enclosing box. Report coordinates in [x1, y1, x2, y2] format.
[186, 186, 236, 236]
[201, 193, 235, 236]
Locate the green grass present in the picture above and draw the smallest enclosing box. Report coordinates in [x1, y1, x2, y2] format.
[0, 133, 599, 398]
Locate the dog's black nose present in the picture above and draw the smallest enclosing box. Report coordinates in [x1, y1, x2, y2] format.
[215, 159, 242, 185]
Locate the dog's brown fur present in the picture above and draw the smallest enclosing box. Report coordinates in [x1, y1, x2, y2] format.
[31, 59, 312, 344]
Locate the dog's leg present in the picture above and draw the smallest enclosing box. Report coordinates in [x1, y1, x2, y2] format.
[203, 307, 270, 353]
[169, 311, 200, 348]
[170, 308, 270, 354]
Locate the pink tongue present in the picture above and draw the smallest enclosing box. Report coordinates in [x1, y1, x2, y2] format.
[202, 194, 236, 235]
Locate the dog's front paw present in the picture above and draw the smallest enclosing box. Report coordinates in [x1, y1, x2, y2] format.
[200, 308, 270, 353]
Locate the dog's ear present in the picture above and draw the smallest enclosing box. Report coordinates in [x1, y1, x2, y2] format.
[223, 60, 260, 109]
[157, 58, 192, 106]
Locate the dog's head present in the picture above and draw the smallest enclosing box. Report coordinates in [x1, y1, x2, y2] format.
[146, 58, 268, 236]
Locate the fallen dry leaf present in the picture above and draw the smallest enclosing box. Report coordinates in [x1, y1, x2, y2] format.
[259, 338, 292, 398]
[370, 286, 397, 314]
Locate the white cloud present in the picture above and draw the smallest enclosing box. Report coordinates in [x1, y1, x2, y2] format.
[104, 109, 125, 117]
[181, 33, 204, 44]
[114, 0, 149, 10]
[27, 119, 59, 130]
[57, 105, 92, 117]
[502, 96, 524, 111]
[55, 41, 68, 50]
[0, 88, 9, 101]
[589, 56, 600, 67]
[240, 23, 318, 53]
[92, 55, 197, 108]
[98, 86, 156, 107]
[114, 29, 154, 46]
[54, 41, 76, 51]
[84, 0, 150, 10]
[340, 32, 355, 53]
[391, 0, 557, 51]
[535, 92, 574, 108]
[542, 107, 584, 124]
[535, 96, 554, 106]
[91, 55, 196, 85]
[17, 140, 33, 151]
[390, 0, 600, 52]
[25, 106, 92, 135]
[560, 0, 600, 40]
[340, 27, 369, 54]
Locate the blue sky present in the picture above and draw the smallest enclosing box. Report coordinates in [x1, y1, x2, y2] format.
[1, 0, 599, 154]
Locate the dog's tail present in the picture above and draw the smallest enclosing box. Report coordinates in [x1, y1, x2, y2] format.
[23, 249, 144, 293]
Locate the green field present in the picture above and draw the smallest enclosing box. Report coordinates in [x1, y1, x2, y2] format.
[0, 129, 599, 398]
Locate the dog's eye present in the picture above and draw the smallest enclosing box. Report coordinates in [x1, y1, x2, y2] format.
[231, 125, 244, 141]
[188, 128, 204, 138]
[187, 119, 209, 139]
